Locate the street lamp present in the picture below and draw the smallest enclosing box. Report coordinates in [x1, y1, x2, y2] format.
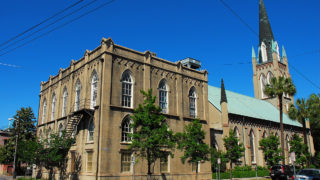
[9, 117, 20, 179]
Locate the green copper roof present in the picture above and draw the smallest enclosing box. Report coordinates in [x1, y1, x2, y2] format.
[208, 85, 302, 127]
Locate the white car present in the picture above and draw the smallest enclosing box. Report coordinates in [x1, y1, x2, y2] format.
[296, 169, 320, 180]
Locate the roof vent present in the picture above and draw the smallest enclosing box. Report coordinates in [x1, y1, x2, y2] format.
[178, 57, 201, 70]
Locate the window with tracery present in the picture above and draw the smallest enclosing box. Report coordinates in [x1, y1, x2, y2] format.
[121, 117, 132, 142]
[42, 99, 47, 124]
[88, 119, 94, 142]
[121, 71, 133, 107]
[159, 79, 168, 113]
[51, 93, 56, 121]
[249, 130, 256, 163]
[91, 72, 98, 109]
[189, 87, 197, 118]
[75, 80, 81, 111]
[62, 88, 68, 117]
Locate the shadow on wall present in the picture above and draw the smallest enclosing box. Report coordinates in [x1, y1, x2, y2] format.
[70, 153, 82, 180]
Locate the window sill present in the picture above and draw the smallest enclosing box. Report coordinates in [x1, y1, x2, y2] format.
[86, 141, 94, 145]
[110, 105, 134, 112]
[120, 142, 132, 145]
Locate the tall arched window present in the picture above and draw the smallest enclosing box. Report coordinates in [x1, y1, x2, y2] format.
[75, 80, 81, 111]
[267, 72, 273, 85]
[59, 123, 63, 137]
[51, 93, 56, 121]
[261, 42, 268, 62]
[48, 127, 52, 143]
[39, 129, 43, 142]
[88, 119, 94, 142]
[249, 130, 256, 163]
[90, 71, 98, 109]
[286, 135, 291, 163]
[262, 131, 267, 138]
[121, 116, 132, 142]
[62, 87, 68, 117]
[189, 87, 197, 118]
[234, 127, 240, 139]
[42, 99, 47, 124]
[159, 79, 168, 113]
[121, 71, 133, 107]
[260, 74, 267, 98]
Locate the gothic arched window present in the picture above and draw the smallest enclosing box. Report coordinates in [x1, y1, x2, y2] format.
[262, 131, 267, 138]
[260, 74, 267, 98]
[121, 116, 132, 142]
[234, 127, 240, 139]
[261, 42, 268, 62]
[88, 119, 94, 142]
[249, 130, 256, 163]
[39, 129, 43, 142]
[90, 71, 98, 109]
[159, 79, 168, 113]
[267, 72, 273, 85]
[121, 70, 133, 108]
[59, 123, 63, 137]
[75, 79, 81, 111]
[51, 93, 56, 121]
[42, 99, 47, 124]
[62, 87, 68, 117]
[189, 87, 197, 118]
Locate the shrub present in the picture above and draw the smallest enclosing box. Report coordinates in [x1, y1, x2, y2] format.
[212, 169, 269, 179]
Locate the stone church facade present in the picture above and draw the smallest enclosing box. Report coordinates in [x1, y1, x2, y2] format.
[37, 37, 211, 180]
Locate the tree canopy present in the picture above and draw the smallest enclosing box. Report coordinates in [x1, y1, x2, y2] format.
[259, 133, 282, 167]
[129, 89, 176, 177]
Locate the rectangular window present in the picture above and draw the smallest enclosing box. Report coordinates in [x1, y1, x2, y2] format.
[189, 97, 196, 118]
[121, 152, 131, 172]
[87, 151, 93, 172]
[159, 91, 167, 113]
[160, 156, 169, 172]
[192, 162, 200, 172]
[122, 83, 132, 107]
[71, 152, 76, 173]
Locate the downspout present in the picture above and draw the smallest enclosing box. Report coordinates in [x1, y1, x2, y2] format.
[96, 56, 104, 180]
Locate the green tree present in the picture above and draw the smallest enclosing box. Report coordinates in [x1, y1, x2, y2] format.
[306, 94, 320, 154]
[37, 130, 75, 180]
[223, 130, 245, 180]
[129, 89, 176, 179]
[0, 107, 36, 171]
[288, 98, 308, 146]
[211, 148, 227, 172]
[259, 133, 282, 167]
[264, 77, 296, 164]
[177, 119, 210, 180]
[289, 134, 310, 168]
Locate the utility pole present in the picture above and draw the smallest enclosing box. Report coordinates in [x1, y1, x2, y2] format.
[13, 117, 20, 179]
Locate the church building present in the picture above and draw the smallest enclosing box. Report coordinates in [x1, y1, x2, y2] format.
[35, 0, 315, 179]
[209, 0, 315, 167]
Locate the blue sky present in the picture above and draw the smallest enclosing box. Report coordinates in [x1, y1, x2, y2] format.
[0, 0, 319, 129]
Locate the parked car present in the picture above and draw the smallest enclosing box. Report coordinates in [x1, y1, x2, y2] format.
[270, 164, 294, 180]
[296, 169, 320, 180]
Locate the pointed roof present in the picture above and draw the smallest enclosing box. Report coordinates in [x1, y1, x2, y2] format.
[282, 45, 287, 58]
[220, 79, 227, 104]
[259, 0, 274, 46]
[252, 46, 256, 58]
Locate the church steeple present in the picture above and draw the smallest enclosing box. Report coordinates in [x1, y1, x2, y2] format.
[259, 0, 275, 62]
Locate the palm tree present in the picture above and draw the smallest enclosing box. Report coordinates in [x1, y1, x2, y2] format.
[288, 98, 308, 145]
[264, 76, 296, 165]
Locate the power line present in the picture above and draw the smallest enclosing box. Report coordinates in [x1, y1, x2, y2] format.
[0, 0, 116, 57]
[0, 0, 99, 52]
[0, 0, 84, 48]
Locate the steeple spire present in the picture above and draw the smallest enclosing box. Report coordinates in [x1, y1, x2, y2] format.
[259, 0, 275, 62]
[259, 0, 274, 44]
[220, 79, 227, 104]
